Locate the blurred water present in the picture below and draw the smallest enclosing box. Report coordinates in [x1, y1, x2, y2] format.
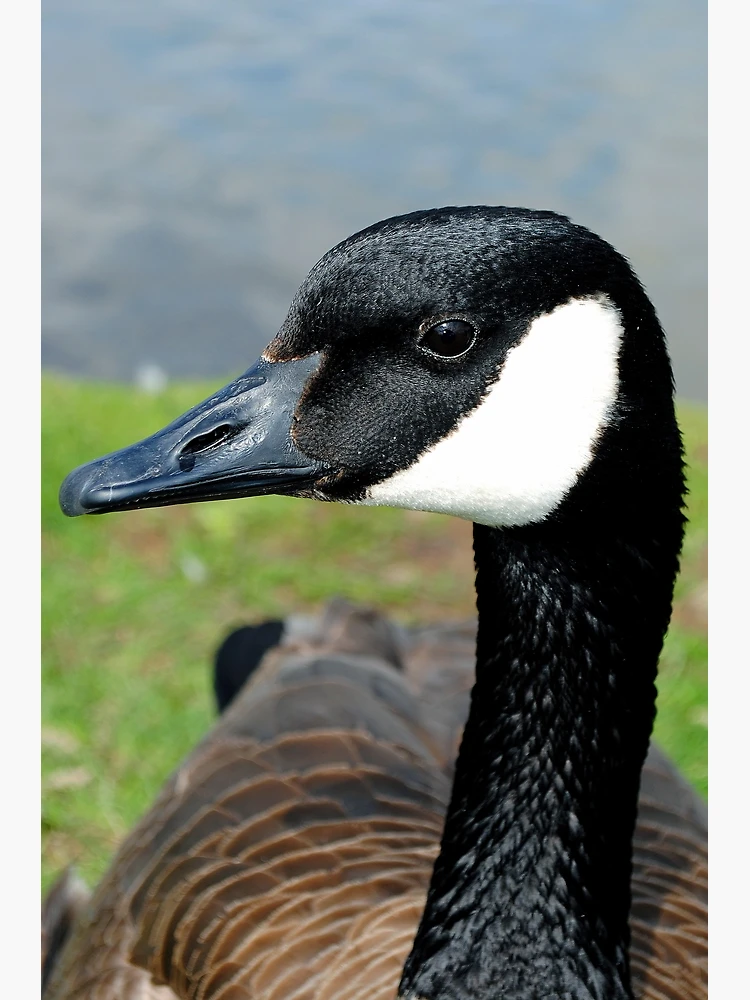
[42, 0, 706, 399]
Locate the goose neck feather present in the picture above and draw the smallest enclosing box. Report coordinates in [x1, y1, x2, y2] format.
[401, 515, 683, 1000]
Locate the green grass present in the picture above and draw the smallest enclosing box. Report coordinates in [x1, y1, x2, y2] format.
[41, 375, 708, 894]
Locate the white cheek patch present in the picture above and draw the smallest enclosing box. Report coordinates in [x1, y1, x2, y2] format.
[359, 295, 622, 527]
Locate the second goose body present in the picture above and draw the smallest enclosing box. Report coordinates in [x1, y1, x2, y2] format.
[52, 206, 708, 1000]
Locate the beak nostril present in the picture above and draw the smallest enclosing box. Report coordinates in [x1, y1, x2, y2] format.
[178, 424, 240, 472]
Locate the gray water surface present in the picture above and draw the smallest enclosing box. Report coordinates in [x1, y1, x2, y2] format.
[43, 0, 706, 399]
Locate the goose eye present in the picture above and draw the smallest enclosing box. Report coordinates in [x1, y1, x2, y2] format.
[419, 319, 476, 359]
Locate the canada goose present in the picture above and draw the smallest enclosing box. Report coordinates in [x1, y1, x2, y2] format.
[49, 206, 707, 999]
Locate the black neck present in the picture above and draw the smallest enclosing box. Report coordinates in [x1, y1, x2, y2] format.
[400, 516, 681, 1000]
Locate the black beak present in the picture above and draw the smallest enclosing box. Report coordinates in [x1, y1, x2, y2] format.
[59, 355, 328, 517]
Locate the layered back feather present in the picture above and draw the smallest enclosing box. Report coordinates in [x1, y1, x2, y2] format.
[43, 602, 707, 1000]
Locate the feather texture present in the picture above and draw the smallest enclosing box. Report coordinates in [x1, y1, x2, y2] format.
[43, 603, 706, 1000]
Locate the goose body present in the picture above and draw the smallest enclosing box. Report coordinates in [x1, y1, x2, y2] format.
[51, 207, 707, 999]
[43, 606, 706, 1000]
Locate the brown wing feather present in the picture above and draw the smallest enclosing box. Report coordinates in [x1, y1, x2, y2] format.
[630, 745, 708, 1000]
[400, 620, 478, 773]
[43, 605, 707, 1000]
[43, 605, 448, 1000]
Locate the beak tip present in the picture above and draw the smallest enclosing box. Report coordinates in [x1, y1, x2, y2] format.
[59, 465, 98, 517]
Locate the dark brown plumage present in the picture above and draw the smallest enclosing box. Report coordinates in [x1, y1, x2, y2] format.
[43, 602, 706, 1000]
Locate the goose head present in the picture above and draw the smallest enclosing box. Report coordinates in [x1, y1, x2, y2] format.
[60, 205, 681, 537]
